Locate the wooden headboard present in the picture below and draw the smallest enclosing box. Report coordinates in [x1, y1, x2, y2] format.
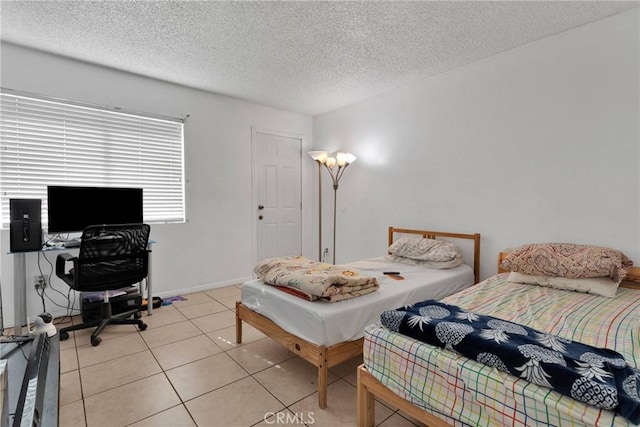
[497, 251, 640, 290]
[388, 227, 481, 284]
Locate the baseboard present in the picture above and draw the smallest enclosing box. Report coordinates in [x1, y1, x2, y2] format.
[3, 307, 81, 332]
[4, 276, 254, 330]
[142, 276, 254, 300]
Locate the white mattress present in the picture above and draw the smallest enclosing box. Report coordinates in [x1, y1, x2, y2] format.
[241, 257, 474, 346]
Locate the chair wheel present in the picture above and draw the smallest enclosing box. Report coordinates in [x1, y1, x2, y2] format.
[138, 322, 148, 331]
[59, 331, 69, 341]
[134, 312, 142, 319]
[91, 336, 102, 346]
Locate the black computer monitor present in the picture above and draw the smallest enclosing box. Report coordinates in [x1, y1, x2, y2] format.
[47, 186, 143, 233]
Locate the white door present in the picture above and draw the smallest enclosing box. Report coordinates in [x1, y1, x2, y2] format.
[253, 129, 302, 263]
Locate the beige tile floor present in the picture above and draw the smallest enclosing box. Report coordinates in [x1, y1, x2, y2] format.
[50, 284, 424, 427]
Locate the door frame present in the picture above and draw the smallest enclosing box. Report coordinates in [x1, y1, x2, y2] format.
[251, 127, 304, 268]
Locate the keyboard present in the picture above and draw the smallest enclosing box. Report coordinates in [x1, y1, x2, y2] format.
[63, 239, 81, 248]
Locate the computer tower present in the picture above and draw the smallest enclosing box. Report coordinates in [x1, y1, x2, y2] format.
[9, 199, 42, 252]
[81, 289, 143, 323]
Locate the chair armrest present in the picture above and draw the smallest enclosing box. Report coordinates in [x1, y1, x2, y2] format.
[56, 253, 78, 284]
[58, 253, 76, 261]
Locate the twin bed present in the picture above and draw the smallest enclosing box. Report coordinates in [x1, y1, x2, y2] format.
[236, 226, 481, 408]
[357, 252, 640, 426]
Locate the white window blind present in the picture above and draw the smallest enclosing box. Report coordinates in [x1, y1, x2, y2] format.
[0, 90, 185, 228]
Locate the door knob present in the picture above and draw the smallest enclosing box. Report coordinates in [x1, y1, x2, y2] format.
[258, 205, 264, 210]
[259, 215, 263, 220]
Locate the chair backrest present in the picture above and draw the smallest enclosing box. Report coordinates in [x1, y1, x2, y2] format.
[75, 223, 151, 292]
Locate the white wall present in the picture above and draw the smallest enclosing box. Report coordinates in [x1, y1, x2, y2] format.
[1, 9, 638, 325]
[314, 10, 640, 280]
[0, 43, 314, 325]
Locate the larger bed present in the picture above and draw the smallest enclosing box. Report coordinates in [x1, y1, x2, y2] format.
[358, 252, 640, 426]
[235, 227, 481, 408]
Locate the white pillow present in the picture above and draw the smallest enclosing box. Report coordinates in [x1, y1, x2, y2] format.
[507, 271, 620, 298]
[385, 254, 464, 269]
[388, 237, 461, 262]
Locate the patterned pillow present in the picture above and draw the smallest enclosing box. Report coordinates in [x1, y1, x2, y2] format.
[500, 243, 632, 282]
[388, 237, 462, 262]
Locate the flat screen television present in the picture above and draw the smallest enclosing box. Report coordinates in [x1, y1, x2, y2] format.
[47, 186, 143, 233]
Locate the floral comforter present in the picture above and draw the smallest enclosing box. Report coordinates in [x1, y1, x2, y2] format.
[381, 299, 640, 424]
[254, 256, 379, 302]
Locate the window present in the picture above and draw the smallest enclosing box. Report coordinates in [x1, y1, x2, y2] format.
[0, 89, 185, 228]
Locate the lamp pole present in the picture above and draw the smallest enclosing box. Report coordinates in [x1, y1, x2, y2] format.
[332, 182, 338, 265]
[321, 152, 356, 264]
[318, 162, 322, 262]
[308, 151, 328, 261]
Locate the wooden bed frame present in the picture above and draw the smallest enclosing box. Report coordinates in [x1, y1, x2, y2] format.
[357, 253, 640, 426]
[236, 226, 481, 408]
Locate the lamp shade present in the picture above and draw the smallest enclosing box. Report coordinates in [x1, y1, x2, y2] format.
[336, 152, 357, 165]
[343, 152, 356, 164]
[308, 151, 328, 163]
[325, 157, 336, 169]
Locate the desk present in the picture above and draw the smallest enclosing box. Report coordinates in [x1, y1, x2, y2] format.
[10, 241, 155, 335]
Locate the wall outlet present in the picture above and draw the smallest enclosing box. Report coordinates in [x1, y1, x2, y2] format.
[34, 275, 45, 290]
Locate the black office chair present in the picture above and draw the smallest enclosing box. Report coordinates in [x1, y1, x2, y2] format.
[56, 223, 150, 346]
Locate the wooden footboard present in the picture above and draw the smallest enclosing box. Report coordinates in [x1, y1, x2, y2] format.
[236, 301, 363, 408]
[357, 364, 452, 427]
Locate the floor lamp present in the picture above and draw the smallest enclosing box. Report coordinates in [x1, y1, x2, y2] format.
[321, 152, 356, 264]
[308, 151, 329, 261]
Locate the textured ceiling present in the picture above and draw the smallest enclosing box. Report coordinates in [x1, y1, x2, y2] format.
[1, 1, 638, 116]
